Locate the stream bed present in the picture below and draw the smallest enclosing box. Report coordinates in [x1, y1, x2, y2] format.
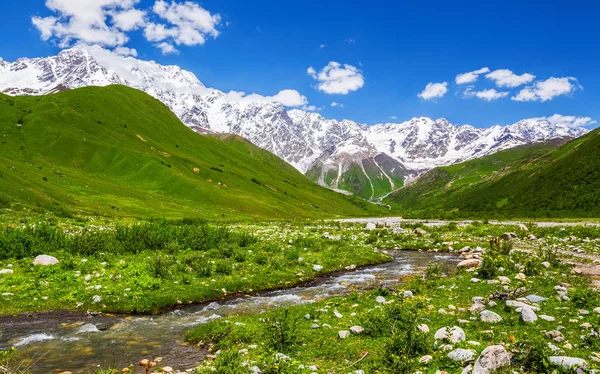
[0, 250, 461, 373]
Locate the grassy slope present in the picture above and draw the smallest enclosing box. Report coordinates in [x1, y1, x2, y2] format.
[0, 85, 385, 219]
[386, 139, 580, 218]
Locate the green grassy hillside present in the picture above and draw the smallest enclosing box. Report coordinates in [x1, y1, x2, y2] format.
[385, 136, 598, 218]
[0, 85, 384, 219]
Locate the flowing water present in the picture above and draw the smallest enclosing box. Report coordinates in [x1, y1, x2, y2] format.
[0, 251, 461, 373]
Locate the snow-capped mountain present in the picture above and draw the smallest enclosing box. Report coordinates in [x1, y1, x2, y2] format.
[0, 46, 589, 199]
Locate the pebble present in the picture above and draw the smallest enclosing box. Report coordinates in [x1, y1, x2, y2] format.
[350, 326, 364, 334]
[375, 296, 386, 303]
[540, 315, 556, 322]
[0, 269, 14, 274]
[419, 355, 433, 364]
[338, 330, 350, 339]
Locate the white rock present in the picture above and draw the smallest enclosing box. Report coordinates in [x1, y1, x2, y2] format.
[540, 315, 556, 322]
[469, 302, 486, 313]
[417, 324, 430, 333]
[515, 273, 526, 281]
[403, 290, 413, 298]
[526, 295, 546, 303]
[92, 295, 102, 303]
[457, 259, 481, 269]
[0, 269, 14, 274]
[365, 223, 376, 231]
[473, 345, 510, 374]
[419, 355, 433, 364]
[375, 296, 386, 303]
[480, 310, 503, 323]
[521, 305, 538, 323]
[338, 330, 351, 339]
[434, 326, 466, 344]
[549, 356, 588, 369]
[350, 326, 364, 334]
[274, 353, 291, 361]
[506, 300, 540, 311]
[32, 255, 59, 266]
[313, 265, 323, 272]
[448, 348, 476, 364]
[498, 276, 510, 285]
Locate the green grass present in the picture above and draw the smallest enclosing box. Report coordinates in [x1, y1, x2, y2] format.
[386, 135, 600, 218]
[185, 234, 600, 373]
[0, 219, 390, 315]
[0, 85, 386, 219]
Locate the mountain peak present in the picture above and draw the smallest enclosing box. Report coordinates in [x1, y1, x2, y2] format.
[0, 47, 590, 197]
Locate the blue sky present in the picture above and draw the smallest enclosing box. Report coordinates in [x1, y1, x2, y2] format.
[1, 0, 599, 128]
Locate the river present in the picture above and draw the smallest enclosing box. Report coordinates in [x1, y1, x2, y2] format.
[0, 250, 461, 373]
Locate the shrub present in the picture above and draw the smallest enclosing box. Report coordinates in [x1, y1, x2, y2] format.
[215, 260, 233, 276]
[512, 340, 552, 373]
[147, 253, 174, 279]
[423, 262, 442, 281]
[261, 308, 301, 353]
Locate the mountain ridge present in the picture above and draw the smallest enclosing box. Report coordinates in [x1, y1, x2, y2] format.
[0, 85, 384, 218]
[0, 46, 589, 198]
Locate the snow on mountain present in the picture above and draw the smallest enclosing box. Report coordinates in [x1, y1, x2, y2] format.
[0, 46, 589, 198]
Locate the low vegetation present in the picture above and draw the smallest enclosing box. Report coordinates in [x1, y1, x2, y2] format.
[387, 133, 600, 218]
[0, 85, 385, 219]
[186, 226, 600, 373]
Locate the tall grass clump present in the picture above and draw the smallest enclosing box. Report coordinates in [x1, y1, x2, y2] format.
[0, 220, 257, 260]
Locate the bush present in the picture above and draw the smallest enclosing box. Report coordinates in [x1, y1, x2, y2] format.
[261, 308, 301, 353]
[147, 253, 174, 279]
[512, 340, 552, 373]
[570, 287, 600, 309]
[215, 260, 233, 276]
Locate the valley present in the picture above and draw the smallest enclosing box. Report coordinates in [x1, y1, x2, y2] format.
[0, 36, 599, 374]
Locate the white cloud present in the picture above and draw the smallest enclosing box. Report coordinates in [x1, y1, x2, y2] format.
[224, 89, 309, 108]
[307, 62, 365, 95]
[542, 114, 596, 128]
[486, 69, 535, 88]
[32, 0, 221, 55]
[147, 0, 221, 48]
[330, 102, 343, 107]
[455, 67, 490, 84]
[111, 8, 146, 31]
[113, 46, 138, 56]
[418, 82, 448, 100]
[345, 38, 355, 43]
[156, 42, 178, 55]
[512, 77, 580, 102]
[464, 87, 509, 101]
[320, 44, 326, 49]
[31, 0, 141, 48]
[390, 116, 397, 120]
